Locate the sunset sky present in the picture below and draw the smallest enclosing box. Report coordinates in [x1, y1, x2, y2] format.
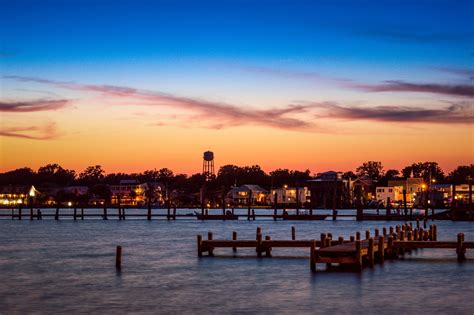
[1, 0, 473, 175]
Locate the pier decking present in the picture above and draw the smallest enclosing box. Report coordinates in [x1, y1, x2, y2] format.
[197, 223, 473, 272]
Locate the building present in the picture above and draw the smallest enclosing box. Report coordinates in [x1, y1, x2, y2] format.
[454, 184, 473, 204]
[388, 178, 425, 204]
[429, 184, 452, 207]
[0, 185, 40, 207]
[226, 185, 268, 205]
[375, 186, 404, 206]
[307, 171, 351, 208]
[109, 180, 149, 206]
[351, 177, 376, 205]
[268, 186, 310, 205]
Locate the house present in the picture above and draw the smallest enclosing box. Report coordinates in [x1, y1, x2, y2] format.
[0, 185, 40, 206]
[307, 171, 351, 208]
[429, 184, 452, 207]
[351, 177, 376, 205]
[375, 186, 404, 206]
[454, 184, 473, 204]
[226, 185, 268, 205]
[109, 179, 149, 206]
[388, 178, 425, 203]
[268, 186, 310, 205]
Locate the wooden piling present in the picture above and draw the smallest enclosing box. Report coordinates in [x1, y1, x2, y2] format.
[256, 233, 262, 257]
[208, 232, 214, 256]
[457, 233, 465, 261]
[433, 224, 437, 241]
[350, 235, 355, 242]
[378, 235, 385, 263]
[232, 231, 237, 252]
[81, 208, 84, 220]
[265, 235, 272, 257]
[416, 218, 420, 229]
[147, 201, 152, 220]
[73, 208, 77, 220]
[366, 230, 370, 240]
[310, 240, 316, 272]
[338, 236, 344, 245]
[387, 235, 394, 257]
[291, 226, 296, 240]
[320, 233, 327, 248]
[18, 206, 22, 220]
[355, 240, 362, 270]
[197, 235, 203, 257]
[368, 238, 375, 267]
[256, 227, 262, 239]
[55, 207, 59, 220]
[116, 246, 122, 269]
[273, 193, 277, 221]
[103, 206, 108, 220]
[375, 229, 379, 237]
[383, 227, 387, 236]
[356, 232, 361, 241]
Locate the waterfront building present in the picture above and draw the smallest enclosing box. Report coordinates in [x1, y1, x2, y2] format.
[375, 186, 404, 206]
[307, 171, 351, 208]
[226, 184, 268, 205]
[0, 185, 39, 206]
[109, 179, 149, 206]
[268, 186, 310, 205]
[388, 177, 425, 203]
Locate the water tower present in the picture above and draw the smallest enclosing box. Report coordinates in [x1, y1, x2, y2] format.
[202, 151, 215, 180]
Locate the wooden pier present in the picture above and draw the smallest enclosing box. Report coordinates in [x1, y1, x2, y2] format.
[197, 224, 473, 272]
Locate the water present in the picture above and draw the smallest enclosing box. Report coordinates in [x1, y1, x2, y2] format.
[1, 210, 473, 314]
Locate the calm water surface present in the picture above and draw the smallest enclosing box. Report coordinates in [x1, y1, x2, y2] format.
[1, 209, 473, 314]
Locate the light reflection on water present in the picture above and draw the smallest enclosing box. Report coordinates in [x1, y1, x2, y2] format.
[0, 210, 473, 314]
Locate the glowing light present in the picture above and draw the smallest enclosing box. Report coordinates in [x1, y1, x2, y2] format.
[29, 187, 36, 197]
[68, 201, 72, 207]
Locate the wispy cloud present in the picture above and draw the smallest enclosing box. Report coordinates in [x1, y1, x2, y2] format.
[350, 80, 474, 97]
[4, 75, 318, 131]
[313, 102, 474, 124]
[0, 123, 59, 140]
[239, 66, 474, 97]
[0, 99, 69, 112]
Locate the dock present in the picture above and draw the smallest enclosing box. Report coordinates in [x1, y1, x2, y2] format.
[197, 223, 473, 272]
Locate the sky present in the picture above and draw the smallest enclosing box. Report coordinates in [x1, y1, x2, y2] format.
[0, 0, 473, 175]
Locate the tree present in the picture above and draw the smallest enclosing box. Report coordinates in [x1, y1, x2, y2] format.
[448, 165, 474, 184]
[0, 167, 36, 185]
[356, 161, 384, 180]
[401, 162, 444, 182]
[37, 163, 76, 186]
[78, 165, 105, 186]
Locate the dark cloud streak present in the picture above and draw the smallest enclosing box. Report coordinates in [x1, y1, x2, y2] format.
[313, 102, 473, 124]
[0, 99, 69, 112]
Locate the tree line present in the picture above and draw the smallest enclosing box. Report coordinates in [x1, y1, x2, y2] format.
[0, 162, 472, 194]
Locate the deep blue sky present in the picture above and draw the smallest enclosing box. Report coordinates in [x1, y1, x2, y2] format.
[1, 0, 472, 66]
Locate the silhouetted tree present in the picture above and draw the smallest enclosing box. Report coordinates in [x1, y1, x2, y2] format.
[37, 163, 76, 186]
[401, 162, 444, 182]
[356, 161, 384, 180]
[448, 165, 474, 184]
[78, 165, 105, 186]
[0, 167, 36, 185]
